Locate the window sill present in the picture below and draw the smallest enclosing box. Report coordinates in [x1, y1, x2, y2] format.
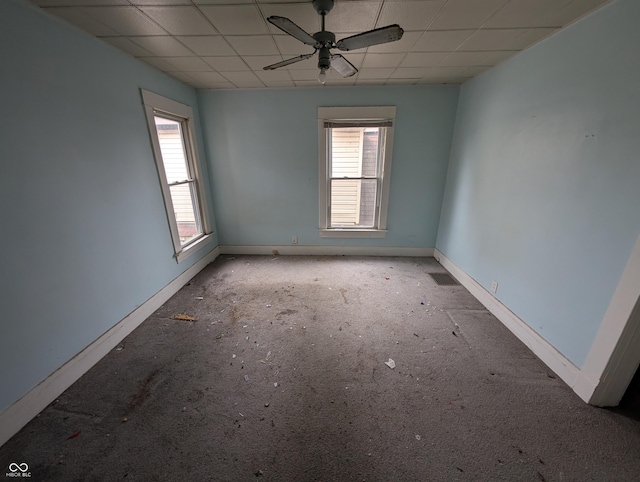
[175, 233, 214, 263]
[319, 229, 387, 239]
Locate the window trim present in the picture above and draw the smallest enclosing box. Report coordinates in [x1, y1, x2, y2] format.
[141, 89, 213, 263]
[318, 106, 396, 238]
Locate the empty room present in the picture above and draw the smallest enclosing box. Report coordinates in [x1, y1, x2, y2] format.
[1, 0, 640, 480]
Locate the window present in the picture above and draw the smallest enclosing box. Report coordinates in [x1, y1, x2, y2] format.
[318, 106, 396, 238]
[141, 90, 212, 262]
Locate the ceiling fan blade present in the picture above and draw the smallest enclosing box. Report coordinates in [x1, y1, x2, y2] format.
[263, 52, 316, 70]
[267, 16, 320, 48]
[331, 54, 358, 78]
[336, 24, 404, 51]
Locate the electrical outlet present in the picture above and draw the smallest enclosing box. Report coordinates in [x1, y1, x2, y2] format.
[491, 280, 498, 293]
[291, 236, 298, 245]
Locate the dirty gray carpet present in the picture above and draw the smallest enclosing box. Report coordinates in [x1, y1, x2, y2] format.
[2, 255, 640, 481]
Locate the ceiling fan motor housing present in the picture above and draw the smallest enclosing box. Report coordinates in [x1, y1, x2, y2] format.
[313, 30, 335, 70]
[313, 30, 335, 48]
[318, 48, 331, 70]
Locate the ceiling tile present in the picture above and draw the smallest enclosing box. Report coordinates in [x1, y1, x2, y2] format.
[412, 30, 474, 52]
[461, 66, 491, 76]
[102, 37, 154, 56]
[220, 70, 262, 83]
[430, 0, 510, 30]
[194, 0, 254, 3]
[45, 7, 120, 36]
[139, 56, 175, 71]
[361, 53, 404, 69]
[130, 36, 193, 56]
[327, 77, 357, 86]
[36, 0, 128, 5]
[289, 70, 321, 81]
[485, 0, 611, 28]
[274, 35, 317, 56]
[229, 80, 266, 88]
[416, 78, 440, 84]
[242, 55, 283, 70]
[390, 67, 432, 79]
[200, 5, 268, 35]
[130, 0, 191, 5]
[438, 50, 515, 67]
[356, 68, 395, 80]
[560, 0, 613, 23]
[386, 78, 418, 85]
[168, 72, 198, 86]
[376, 0, 446, 31]
[202, 56, 249, 71]
[260, 4, 321, 36]
[417, 76, 466, 84]
[139, 6, 216, 35]
[80, 6, 168, 35]
[186, 71, 228, 83]
[254, 70, 293, 85]
[366, 31, 421, 53]
[260, 81, 296, 88]
[328, 1, 381, 33]
[177, 36, 235, 56]
[356, 79, 384, 85]
[426, 66, 469, 77]
[400, 52, 447, 68]
[254, 70, 292, 81]
[294, 80, 321, 87]
[190, 80, 236, 89]
[225, 35, 279, 55]
[160, 56, 213, 71]
[459, 28, 558, 51]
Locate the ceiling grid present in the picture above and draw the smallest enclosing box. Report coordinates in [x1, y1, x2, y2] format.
[31, 0, 613, 89]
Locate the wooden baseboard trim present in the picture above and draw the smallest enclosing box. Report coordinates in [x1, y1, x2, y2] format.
[0, 247, 220, 447]
[434, 249, 584, 399]
[219, 245, 434, 257]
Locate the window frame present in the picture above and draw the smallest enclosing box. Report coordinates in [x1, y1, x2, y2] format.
[141, 89, 213, 262]
[318, 106, 396, 238]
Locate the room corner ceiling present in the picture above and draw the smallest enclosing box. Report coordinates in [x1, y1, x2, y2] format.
[31, 0, 612, 89]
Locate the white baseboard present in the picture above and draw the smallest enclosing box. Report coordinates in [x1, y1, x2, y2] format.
[0, 247, 220, 448]
[434, 249, 585, 399]
[575, 233, 640, 406]
[219, 245, 434, 257]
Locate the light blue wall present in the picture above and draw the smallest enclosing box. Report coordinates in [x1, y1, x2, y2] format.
[437, 0, 640, 366]
[0, 0, 217, 411]
[198, 86, 459, 248]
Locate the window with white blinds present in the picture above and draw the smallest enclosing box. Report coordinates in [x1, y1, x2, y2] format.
[141, 90, 212, 262]
[318, 107, 396, 238]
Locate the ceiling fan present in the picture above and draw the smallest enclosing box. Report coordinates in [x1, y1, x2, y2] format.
[263, 0, 404, 84]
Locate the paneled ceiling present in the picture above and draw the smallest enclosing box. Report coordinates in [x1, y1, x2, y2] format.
[31, 0, 612, 89]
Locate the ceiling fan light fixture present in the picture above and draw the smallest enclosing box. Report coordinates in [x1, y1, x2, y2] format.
[318, 69, 328, 85]
[263, 0, 404, 82]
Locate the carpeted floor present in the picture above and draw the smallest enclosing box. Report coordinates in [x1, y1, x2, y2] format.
[2, 255, 640, 481]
